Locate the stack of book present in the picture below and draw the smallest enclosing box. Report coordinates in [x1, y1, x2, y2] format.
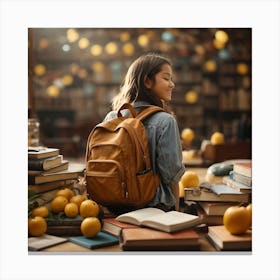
[28, 146, 85, 202]
[101, 207, 203, 251]
[223, 160, 252, 200]
[184, 181, 251, 226]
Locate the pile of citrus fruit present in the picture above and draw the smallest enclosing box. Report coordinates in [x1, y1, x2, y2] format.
[28, 187, 102, 238]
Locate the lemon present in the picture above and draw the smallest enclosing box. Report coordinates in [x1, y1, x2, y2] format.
[180, 171, 200, 188]
[210, 132, 224, 145]
[31, 205, 49, 218]
[50, 195, 68, 213]
[181, 128, 195, 142]
[64, 202, 79, 218]
[80, 217, 101, 238]
[80, 199, 99, 218]
[28, 216, 47, 237]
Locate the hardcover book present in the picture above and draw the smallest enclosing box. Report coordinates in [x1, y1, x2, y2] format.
[229, 170, 252, 186]
[28, 234, 67, 251]
[120, 227, 200, 251]
[28, 147, 60, 159]
[207, 225, 252, 251]
[102, 218, 138, 236]
[68, 232, 119, 249]
[198, 201, 239, 216]
[223, 176, 252, 194]
[233, 161, 252, 177]
[184, 184, 250, 203]
[28, 179, 75, 194]
[116, 207, 201, 233]
[28, 155, 63, 171]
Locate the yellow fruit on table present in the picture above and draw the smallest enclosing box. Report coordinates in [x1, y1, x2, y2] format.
[50, 195, 68, 213]
[223, 205, 251, 235]
[70, 194, 87, 208]
[31, 205, 49, 218]
[80, 199, 99, 218]
[246, 204, 252, 227]
[28, 216, 47, 237]
[64, 202, 79, 218]
[210, 132, 224, 145]
[181, 128, 195, 142]
[180, 171, 200, 188]
[55, 188, 74, 201]
[81, 217, 101, 238]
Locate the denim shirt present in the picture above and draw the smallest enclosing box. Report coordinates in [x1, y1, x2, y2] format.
[103, 101, 185, 210]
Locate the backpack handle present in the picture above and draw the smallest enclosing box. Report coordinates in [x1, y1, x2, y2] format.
[117, 103, 137, 118]
[136, 106, 164, 121]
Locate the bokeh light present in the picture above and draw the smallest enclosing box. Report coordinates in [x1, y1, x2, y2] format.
[185, 90, 198, 104]
[105, 42, 118, 55]
[47, 85, 60, 97]
[90, 44, 103, 56]
[34, 64, 46, 76]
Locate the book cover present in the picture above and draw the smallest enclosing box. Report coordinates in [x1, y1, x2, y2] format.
[229, 170, 252, 187]
[37, 160, 69, 174]
[198, 201, 238, 216]
[223, 176, 252, 194]
[28, 155, 63, 171]
[28, 162, 85, 184]
[196, 206, 224, 226]
[116, 208, 202, 233]
[68, 232, 119, 249]
[184, 184, 250, 203]
[102, 218, 138, 237]
[233, 161, 252, 177]
[207, 225, 252, 251]
[28, 179, 75, 194]
[120, 227, 200, 251]
[28, 234, 67, 251]
[28, 147, 60, 159]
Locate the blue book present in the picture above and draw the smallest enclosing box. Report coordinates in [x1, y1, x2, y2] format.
[68, 232, 119, 249]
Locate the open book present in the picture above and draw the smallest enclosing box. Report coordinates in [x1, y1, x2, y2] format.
[116, 207, 201, 233]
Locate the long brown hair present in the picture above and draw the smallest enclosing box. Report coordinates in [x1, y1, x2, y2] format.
[112, 53, 172, 111]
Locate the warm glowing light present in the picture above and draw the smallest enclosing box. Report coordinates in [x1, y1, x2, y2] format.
[137, 34, 149, 47]
[185, 90, 198, 104]
[47, 85, 60, 97]
[215, 30, 229, 44]
[236, 63, 249, 75]
[70, 63, 80, 74]
[78, 68, 88, 78]
[204, 60, 217, 72]
[195, 45, 205, 56]
[122, 43, 135, 56]
[213, 38, 225, 49]
[39, 38, 49, 49]
[78, 37, 90, 49]
[62, 74, 73, 86]
[105, 42, 118, 54]
[34, 64, 46, 76]
[120, 32, 130, 42]
[67, 29, 79, 43]
[92, 62, 105, 73]
[90, 44, 103, 56]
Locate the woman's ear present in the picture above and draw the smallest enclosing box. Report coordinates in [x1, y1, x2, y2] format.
[144, 76, 152, 89]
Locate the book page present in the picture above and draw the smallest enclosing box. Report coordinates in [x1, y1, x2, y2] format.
[116, 207, 164, 225]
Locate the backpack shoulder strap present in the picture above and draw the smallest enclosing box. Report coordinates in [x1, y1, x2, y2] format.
[136, 106, 164, 121]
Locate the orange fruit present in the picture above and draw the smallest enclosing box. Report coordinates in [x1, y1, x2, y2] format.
[80, 217, 101, 238]
[180, 171, 199, 188]
[55, 188, 74, 201]
[223, 205, 251, 235]
[210, 132, 224, 145]
[64, 202, 79, 218]
[50, 195, 68, 213]
[28, 216, 47, 237]
[80, 199, 99, 218]
[246, 204, 252, 227]
[181, 128, 195, 142]
[70, 194, 86, 208]
[179, 181, 185, 198]
[31, 205, 49, 218]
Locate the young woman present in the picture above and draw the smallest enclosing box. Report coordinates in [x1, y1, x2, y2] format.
[104, 53, 185, 211]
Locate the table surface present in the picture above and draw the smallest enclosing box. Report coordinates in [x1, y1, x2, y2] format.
[38, 167, 217, 253]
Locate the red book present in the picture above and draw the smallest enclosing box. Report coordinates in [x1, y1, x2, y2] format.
[233, 161, 252, 177]
[120, 227, 200, 251]
[102, 218, 138, 237]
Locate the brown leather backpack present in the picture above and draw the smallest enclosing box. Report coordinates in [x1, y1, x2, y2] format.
[85, 103, 164, 208]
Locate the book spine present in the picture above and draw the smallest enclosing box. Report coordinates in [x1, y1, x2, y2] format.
[28, 159, 45, 170]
